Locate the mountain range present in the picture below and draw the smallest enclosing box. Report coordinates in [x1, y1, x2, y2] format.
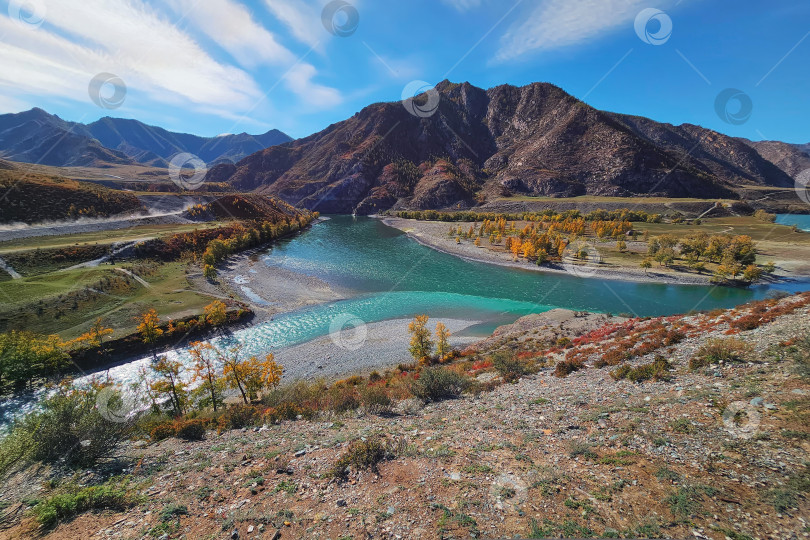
[206, 80, 810, 214]
[0, 108, 292, 168]
[2, 81, 808, 215]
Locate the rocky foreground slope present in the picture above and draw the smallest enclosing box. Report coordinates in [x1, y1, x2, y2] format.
[207, 80, 808, 214]
[2, 294, 809, 539]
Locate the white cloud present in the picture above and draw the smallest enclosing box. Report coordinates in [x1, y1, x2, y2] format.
[285, 64, 342, 109]
[167, 0, 342, 110]
[262, 0, 323, 50]
[495, 0, 649, 61]
[442, 0, 483, 12]
[166, 0, 296, 67]
[0, 0, 265, 118]
[0, 0, 347, 121]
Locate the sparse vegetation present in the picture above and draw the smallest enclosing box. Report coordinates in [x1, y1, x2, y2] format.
[690, 338, 752, 370]
[409, 366, 470, 402]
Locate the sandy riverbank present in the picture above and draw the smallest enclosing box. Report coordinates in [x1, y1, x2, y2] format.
[215, 251, 351, 322]
[273, 317, 481, 381]
[382, 217, 761, 286]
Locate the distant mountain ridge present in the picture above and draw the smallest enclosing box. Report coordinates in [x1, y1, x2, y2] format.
[0, 108, 292, 168]
[207, 80, 808, 214]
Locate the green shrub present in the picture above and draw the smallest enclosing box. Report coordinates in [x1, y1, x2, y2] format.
[175, 419, 206, 441]
[690, 338, 752, 370]
[331, 438, 397, 480]
[327, 385, 360, 413]
[0, 385, 132, 473]
[611, 356, 672, 382]
[492, 352, 530, 383]
[32, 477, 136, 528]
[359, 385, 392, 415]
[218, 405, 259, 431]
[553, 359, 582, 377]
[409, 367, 470, 402]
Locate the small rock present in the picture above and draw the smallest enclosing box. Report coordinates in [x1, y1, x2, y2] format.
[294, 449, 307, 457]
[336, 499, 347, 507]
[750, 397, 764, 406]
[247, 525, 254, 533]
[231, 529, 239, 539]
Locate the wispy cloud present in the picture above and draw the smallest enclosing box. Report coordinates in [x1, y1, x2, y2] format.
[262, 0, 324, 50]
[167, 0, 342, 107]
[285, 64, 342, 109]
[167, 0, 297, 67]
[495, 0, 649, 62]
[0, 0, 263, 115]
[442, 0, 484, 12]
[0, 0, 343, 118]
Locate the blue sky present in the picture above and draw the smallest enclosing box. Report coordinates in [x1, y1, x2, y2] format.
[0, 0, 807, 143]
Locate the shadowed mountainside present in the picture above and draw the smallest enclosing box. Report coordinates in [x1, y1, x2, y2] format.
[207, 80, 799, 214]
[0, 109, 292, 168]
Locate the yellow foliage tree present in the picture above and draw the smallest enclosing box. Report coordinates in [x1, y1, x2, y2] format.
[150, 356, 186, 416]
[189, 341, 222, 411]
[408, 315, 433, 364]
[137, 309, 163, 359]
[435, 322, 451, 361]
[204, 300, 228, 328]
[241, 354, 283, 401]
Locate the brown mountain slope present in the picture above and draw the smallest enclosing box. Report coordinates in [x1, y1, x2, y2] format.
[0, 169, 143, 224]
[744, 139, 810, 179]
[208, 81, 791, 214]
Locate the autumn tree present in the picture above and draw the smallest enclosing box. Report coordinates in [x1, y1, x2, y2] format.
[435, 322, 451, 361]
[408, 315, 434, 363]
[75, 318, 114, 356]
[137, 309, 163, 360]
[742, 264, 763, 283]
[215, 344, 255, 404]
[189, 341, 222, 411]
[229, 354, 283, 402]
[150, 356, 186, 416]
[616, 240, 627, 253]
[204, 300, 228, 329]
[640, 258, 653, 273]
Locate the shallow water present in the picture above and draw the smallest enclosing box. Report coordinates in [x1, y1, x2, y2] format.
[79, 216, 810, 382]
[775, 213, 810, 232]
[4, 215, 810, 428]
